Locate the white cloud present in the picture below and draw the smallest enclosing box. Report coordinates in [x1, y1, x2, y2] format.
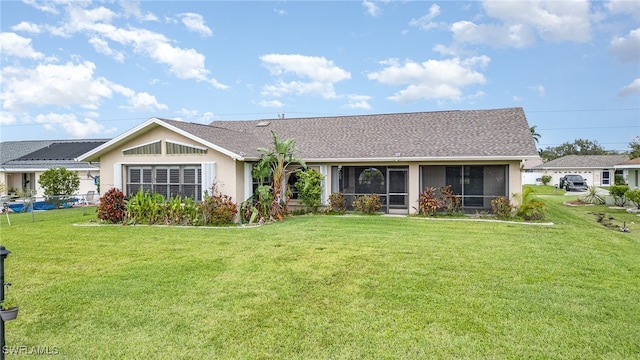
[34, 112, 116, 138]
[1, 61, 113, 111]
[0, 32, 44, 59]
[529, 84, 546, 96]
[451, 21, 536, 48]
[362, 0, 381, 17]
[261, 54, 351, 83]
[452, 0, 593, 48]
[178, 13, 213, 37]
[260, 54, 351, 99]
[606, 0, 640, 19]
[409, 4, 441, 31]
[120, 1, 158, 21]
[258, 100, 284, 108]
[1, 61, 166, 115]
[619, 78, 640, 97]
[367, 56, 490, 103]
[0, 111, 18, 125]
[274, 8, 287, 16]
[125, 92, 168, 112]
[344, 95, 372, 110]
[88, 37, 125, 62]
[610, 28, 640, 63]
[42, 3, 226, 88]
[11, 21, 42, 34]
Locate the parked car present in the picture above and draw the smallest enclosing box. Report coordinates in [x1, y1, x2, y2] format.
[559, 174, 588, 191]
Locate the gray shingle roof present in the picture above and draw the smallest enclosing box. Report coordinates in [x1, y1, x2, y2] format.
[200, 107, 538, 160]
[534, 154, 630, 169]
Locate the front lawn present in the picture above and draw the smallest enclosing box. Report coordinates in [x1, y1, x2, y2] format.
[0, 192, 638, 359]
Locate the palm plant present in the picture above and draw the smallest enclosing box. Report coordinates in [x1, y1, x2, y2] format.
[255, 131, 306, 220]
[530, 125, 541, 144]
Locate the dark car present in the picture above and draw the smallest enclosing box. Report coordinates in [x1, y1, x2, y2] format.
[559, 174, 588, 191]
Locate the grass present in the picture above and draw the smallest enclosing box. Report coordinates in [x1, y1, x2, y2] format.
[0, 190, 639, 359]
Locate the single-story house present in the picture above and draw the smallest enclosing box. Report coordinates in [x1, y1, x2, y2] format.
[530, 154, 629, 187]
[0, 139, 107, 199]
[77, 107, 539, 214]
[615, 157, 640, 189]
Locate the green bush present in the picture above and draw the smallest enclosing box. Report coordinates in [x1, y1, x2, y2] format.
[38, 167, 80, 207]
[625, 188, 640, 208]
[327, 192, 346, 214]
[614, 174, 626, 185]
[294, 168, 324, 212]
[96, 188, 126, 223]
[353, 194, 382, 214]
[541, 175, 552, 185]
[609, 185, 629, 206]
[491, 196, 514, 219]
[514, 187, 546, 221]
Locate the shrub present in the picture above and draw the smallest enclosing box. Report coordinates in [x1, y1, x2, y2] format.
[541, 175, 552, 185]
[514, 187, 546, 221]
[625, 188, 640, 208]
[439, 185, 461, 215]
[353, 194, 381, 214]
[416, 187, 440, 216]
[579, 186, 605, 205]
[164, 196, 198, 226]
[126, 190, 165, 225]
[614, 174, 626, 185]
[199, 186, 238, 226]
[609, 185, 629, 206]
[38, 167, 80, 207]
[294, 168, 324, 212]
[96, 188, 126, 223]
[491, 196, 514, 219]
[327, 192, 346, 214]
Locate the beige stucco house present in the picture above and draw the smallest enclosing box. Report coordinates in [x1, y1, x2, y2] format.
[531, 154, 629, 188]
[77, 107, 539, 214]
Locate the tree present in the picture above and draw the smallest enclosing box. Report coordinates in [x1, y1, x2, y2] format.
[530, 125, 541, 144]
[38, 167, 80, 206]
[629, 136, 640, 159]
[255, 131, 306, 219]
[539, 138, 613, 161]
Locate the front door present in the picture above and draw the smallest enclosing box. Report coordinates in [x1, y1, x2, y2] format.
[387, 168, 408, 214]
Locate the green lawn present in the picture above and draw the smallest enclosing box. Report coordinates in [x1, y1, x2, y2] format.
[0, 192, 639, 359]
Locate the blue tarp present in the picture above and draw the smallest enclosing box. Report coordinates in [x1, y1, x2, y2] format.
[33, 201, 56, 211]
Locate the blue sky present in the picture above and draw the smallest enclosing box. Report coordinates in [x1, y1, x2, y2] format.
[1, 1, 638, 152]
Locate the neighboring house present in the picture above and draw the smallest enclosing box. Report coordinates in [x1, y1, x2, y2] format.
[77, 107, 539, 214]
[0, 139, 107, 199]
[615, 157, 640, 189]
[531, 154, 629, 187]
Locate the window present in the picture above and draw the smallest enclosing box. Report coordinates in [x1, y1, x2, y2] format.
[421, 165, 507, 210]
[127, 165, 202, 200]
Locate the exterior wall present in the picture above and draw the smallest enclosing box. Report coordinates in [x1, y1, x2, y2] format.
[1, 169, 97, 199]
[624, 169, 640, 189]
[318, 159, 523, 214]
[97, 126, 240, 200]
[531, 168, 609, 188]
